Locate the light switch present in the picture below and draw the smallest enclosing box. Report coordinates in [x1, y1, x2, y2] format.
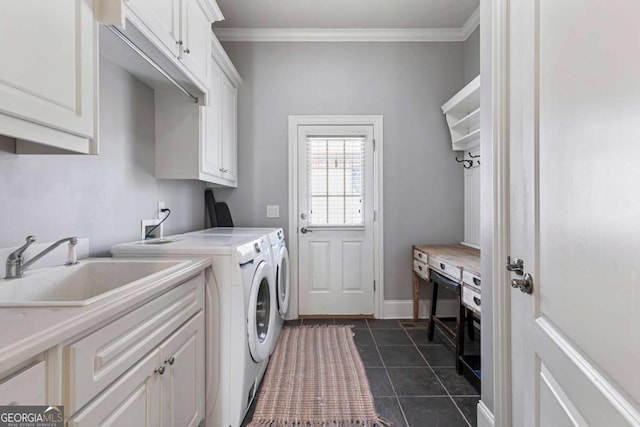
[267, 205, 280, 218]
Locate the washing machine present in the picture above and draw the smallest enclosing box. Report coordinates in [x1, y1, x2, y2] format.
[186, 228, 291, 347]
[111, 234, 277, 427]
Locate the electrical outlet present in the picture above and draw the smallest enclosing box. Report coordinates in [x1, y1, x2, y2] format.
[141, 219, 163, 240]
[157, 202, 165, 219]
[267, 205, 280, 218]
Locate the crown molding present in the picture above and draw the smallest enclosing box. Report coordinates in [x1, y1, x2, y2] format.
[214, 27, 473, 42]
[461, 7, 481, 40]
[211, 37, 243, 87]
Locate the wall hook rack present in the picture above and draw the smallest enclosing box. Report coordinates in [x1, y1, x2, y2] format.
[468, 152, 480, 166]
[455, 156, 473, 169]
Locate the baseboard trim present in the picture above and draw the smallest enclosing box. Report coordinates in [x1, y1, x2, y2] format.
[382, 299, 458, 319]
[477, 401, 495, 427]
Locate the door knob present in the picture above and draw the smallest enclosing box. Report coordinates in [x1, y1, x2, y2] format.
[511, 273, 534, 294]
[300, 227, 313, 234]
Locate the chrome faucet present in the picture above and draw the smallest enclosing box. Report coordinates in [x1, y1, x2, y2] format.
[5, 235, 79, 280]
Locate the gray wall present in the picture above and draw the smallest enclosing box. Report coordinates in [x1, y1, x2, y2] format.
[0, 57, 206, 255]
[215, 42, 466, 300]
[464, 27, 481, 84]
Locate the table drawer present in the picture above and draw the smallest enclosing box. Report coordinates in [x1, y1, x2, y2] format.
[462, 285, 481, 315]
[463, 271, 481, 290]
[64, 273, 204, 414]
[413, 259, 429, 280]
[413, 249, 428, 263]
[428, 257, 462, 281]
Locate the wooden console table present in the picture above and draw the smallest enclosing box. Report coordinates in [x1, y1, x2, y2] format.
[412, 244, 481, 383]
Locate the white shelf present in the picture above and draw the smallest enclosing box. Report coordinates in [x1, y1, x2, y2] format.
[442, 75, 481, 151]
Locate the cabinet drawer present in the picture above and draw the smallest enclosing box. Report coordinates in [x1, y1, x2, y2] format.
[428, 257, 462, 281]
[64, 274, 204, 414]
[413, 259, 429, 280]
[413, 249, 427, 263]
[0, 361, 46, 406]
[462, 271, 481, 290]
[462, 285, 481, 315]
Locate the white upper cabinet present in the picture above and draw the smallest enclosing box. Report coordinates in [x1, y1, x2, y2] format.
[180, 0, 212, 86]
[126, 0, 181, 58]
[100, 0, 222, 91]
[220, 72, 238, 182]
[0, 0, 98, 154]
[155, 38, 242, 187]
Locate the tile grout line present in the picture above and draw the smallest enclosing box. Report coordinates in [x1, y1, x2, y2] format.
[406, 323, 473, 427]
[367, 319, 412, 427]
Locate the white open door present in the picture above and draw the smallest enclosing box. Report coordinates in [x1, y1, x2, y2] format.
[507, 0, 640, 425]
[297, 125, 375, 315]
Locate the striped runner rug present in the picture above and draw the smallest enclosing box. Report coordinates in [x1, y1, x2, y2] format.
[248, 325, 389, 427]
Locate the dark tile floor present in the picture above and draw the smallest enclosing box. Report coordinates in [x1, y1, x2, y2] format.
[241, 318, 480, 427]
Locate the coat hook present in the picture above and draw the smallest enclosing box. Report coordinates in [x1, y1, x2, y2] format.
[468, 152, 480, 159]
[455, 156, 473, 169]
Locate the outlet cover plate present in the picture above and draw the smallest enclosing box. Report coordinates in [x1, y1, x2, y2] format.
[267, 205, 280, 218]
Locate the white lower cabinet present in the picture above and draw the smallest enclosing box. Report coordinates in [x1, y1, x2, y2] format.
[0, 361, 47, 406]
[69, 312, 205, 427]
[68, 349, 162, 427]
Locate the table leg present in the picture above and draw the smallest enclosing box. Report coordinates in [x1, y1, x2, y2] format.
[427, 282, 439, 341]
[456, 294, 465, 374]
[413, 272, 420, 321]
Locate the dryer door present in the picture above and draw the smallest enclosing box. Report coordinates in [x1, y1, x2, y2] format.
[276, 245, 290, 317]
[247, 261, 274, 362]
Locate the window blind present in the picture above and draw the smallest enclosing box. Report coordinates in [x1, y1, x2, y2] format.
[306, 137, 366, 227]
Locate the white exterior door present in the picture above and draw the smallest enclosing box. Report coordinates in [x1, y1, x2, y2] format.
[298, 126, 375, 315]
[507, 0, 640, 425]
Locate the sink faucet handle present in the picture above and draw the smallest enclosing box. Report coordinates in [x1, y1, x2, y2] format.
[9, 235, 36, 261]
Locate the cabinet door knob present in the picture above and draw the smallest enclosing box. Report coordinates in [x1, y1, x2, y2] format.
[184, 48, 190, 54]
[154, 364, 166, 375]
[176, 40, 183, 46]
[166, 356, 175, 365]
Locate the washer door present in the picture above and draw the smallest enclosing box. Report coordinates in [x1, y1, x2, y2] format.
[247, 261, 273, 362]
[276, 245, 290, 317]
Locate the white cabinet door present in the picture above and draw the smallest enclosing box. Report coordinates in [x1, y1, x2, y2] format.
[0, 0, 96, 152]
[221, 74, 238, 182]
[68, 350, 162, 427]
[127, 0, 180, 58]
[160, 312, 205, 427]
[0, 361, 46, 406]
[201, 64, 223, 178]
[180, 0, 211, 86]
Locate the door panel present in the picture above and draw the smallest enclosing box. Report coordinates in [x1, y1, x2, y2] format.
[221, 74, 238, 181]
[202, 64, 223, 178]
[508, 0, 640, 424]
[180, 0, 210, 85]
[298, 126, 375, 315]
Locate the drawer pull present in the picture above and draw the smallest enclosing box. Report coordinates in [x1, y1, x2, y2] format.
[154, 364, 166, 375]
[473, 297, 481, 306]
[166, 356, 175, 365]
[473, 277, 481, 286]
[418, 253, 423, 259]
[418, 265, 423, 271]
[440, 263, 446, 270]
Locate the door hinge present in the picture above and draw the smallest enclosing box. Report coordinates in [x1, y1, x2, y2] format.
[372, 139, 376, 151]
[373, 280, 376, 292]
[373, 210, 376, 221]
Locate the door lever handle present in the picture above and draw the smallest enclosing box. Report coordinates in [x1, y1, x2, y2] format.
[506, 257, 524, 276]
[300, 227, 313, 234]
